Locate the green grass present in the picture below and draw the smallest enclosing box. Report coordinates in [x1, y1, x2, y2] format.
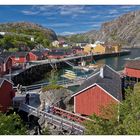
[42, 84, 64, 92]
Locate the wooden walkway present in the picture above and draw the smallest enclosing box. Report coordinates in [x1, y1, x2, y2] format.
[18, 103, 86, 134]
[13, 74, 90, 91]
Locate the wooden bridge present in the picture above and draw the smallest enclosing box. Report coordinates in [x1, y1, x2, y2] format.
[15, 103, 91, 135]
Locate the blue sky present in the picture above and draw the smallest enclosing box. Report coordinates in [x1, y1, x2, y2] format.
[0, 5, 140, 35]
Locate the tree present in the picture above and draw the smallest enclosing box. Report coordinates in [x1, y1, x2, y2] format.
[48, 69, 58, 85]
[0, 112, 28, 135]
[84, 83, 140, 135]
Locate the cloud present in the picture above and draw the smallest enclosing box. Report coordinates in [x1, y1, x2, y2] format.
[60, 30, 87, 35]
[21, 10, 39, 15]
[21, 6, 58, 16]
[60, 31, 76, 35]
[90, 24, 101, 28]
[108, 9, 119, 14]
[46, 23, 71, 27]
[104, 14, 120, 18]
[119, 5, 136, 9]
[59, 5, 87, 15]
[91, 15, 100, 19]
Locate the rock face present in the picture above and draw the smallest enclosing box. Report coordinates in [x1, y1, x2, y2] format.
[0, 22, 57, 41]
[39, 88, 73, 110]
[80, 11, 140, 47]
[98, 11, 140, 46]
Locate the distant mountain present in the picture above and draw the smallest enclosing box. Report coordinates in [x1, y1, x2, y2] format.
[65, 10, 140, 48]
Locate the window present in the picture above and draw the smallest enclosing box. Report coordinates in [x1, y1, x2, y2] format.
[15, 57, 19, 60]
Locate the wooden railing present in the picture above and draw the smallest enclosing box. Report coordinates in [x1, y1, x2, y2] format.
[53, 106, 91, 123]
[19, 103, 85, 134]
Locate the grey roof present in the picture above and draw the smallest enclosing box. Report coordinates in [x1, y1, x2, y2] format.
[125, 60, 140, 70]
[0, 57, 4, 63]
[12, 52, 28, 57]
[73, 65, 122, 101]
[0, 52, 13, 62]
[31, 51, 44, 57]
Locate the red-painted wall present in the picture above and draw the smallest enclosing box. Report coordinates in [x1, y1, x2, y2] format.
[11, 56, 27, 64]
[74, 85, 117, 116]
[28, 52, 38, 61]
[0, 81, 15, 112]
[47, 55, 65, 59]
[124, 67, 140, 78]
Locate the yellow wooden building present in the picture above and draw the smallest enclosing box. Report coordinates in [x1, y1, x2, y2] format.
[83, 44, 95, 54]
[93, 44, 106, 54]
[112, 44, 121, 52]
[83, 43, 122, 54]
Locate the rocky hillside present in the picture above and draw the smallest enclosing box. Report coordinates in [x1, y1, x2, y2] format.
[69, 10, 140, 47]
[96, 10, 140, 47]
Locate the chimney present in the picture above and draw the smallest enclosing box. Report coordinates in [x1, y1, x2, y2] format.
[100, 67, 104, 78]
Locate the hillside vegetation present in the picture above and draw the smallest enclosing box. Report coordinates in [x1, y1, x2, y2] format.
[0, 22, 57, 51]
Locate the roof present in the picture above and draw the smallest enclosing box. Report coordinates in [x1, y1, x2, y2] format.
[30, 51, 44, 57]
[0, 57, 4, 63]
[125, 60, 140, 70]
[0, 52, 13, 62]
[12, 52, 29, 57]
[72, 46, 83, 50]
[48, 51, 65, 55]
[72, 65, 122, 102]
[0, 78, 13, 87]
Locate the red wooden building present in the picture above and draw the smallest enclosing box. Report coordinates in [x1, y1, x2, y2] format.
[71, 65, 122, 116]
[124, 60, 140, 80]
[11, 52, 30, 65]
[47, 51, 66, 59]
[28, 51, 44, 61]
[0, 78, 15, 112]
[72, 46, 84, 55]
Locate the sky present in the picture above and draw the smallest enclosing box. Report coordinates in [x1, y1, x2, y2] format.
[0, 5, 140, 35]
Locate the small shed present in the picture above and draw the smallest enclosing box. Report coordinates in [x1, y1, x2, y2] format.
[11, 52, 29, 64]
[124, 59, 140, 79]
[0, 78, 15, 112]
[28, 51, 44, 61]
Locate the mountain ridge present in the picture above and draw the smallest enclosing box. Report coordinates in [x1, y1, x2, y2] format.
[64, 10, 140, 47]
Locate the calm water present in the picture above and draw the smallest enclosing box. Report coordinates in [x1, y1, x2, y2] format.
[35, 48, 140, 91]
[95, 48, 140, 71]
